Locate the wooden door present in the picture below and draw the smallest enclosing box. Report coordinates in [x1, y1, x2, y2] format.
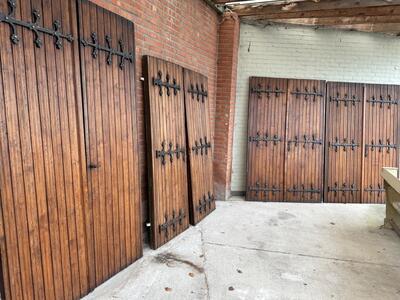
[183, 69, 215, 224]
[0, 0, 89, 299]
[285, 79, 326, 202]
[246, 77, 287, 201]
[144, 56, 190, 249]
[325, 82, 364, 203]
[362, 84, 399, 203]
[78, 0, 142, 289]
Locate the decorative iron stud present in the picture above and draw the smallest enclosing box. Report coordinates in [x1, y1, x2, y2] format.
[364, 139, 397, 157]
[192, 137, 211, 156]
[367, 95, 398, 108]
[156, 141, 186, 165]
[329, 138, 359, 152]
[329, 92, 360, 107]
[291, 87, 323, 101]
[80, 32, 133, 69]
[0, 0, 73, 48]
[287, 134, 323, 151]
[153, 71, 180, 96]
[159, 209, 186, 238]
[328, 182, 359, 196]
[251, 83, 285, 99]
[364, 184, 385, 196]
[248, 132, 281, 147]
[187, 83, 208, 102]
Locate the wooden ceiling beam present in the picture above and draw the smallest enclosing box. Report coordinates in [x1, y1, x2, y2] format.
[233, 0, 400, 17]
[270, 15, 400, 26]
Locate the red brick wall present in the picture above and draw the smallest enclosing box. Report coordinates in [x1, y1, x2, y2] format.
[214, 12, 240, 200]
[89, 0, 220, 223]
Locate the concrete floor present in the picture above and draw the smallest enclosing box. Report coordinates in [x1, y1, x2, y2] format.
[84, 198, 400, 300]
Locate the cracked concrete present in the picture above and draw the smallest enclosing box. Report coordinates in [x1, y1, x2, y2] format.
[84, 199, 400, 300]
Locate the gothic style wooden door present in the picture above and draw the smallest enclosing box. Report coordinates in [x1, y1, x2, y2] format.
[362, 84, 399, 203]
[183, 69, 215, 224]
[284, 79, 326, 202]
[325, 82, 364, 203]
[246, 77, 287, 201]
[144, 56, 190, 249]
[78, 0, 142, 289]
[0, 0, 89, 299]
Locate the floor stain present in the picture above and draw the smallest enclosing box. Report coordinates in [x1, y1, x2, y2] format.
[278, 211, 296, 220]
[154, 252, 204, 273]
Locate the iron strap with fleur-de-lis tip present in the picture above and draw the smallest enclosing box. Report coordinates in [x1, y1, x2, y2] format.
[364, 139, 398, 157]
[0, 0, 74, 48]
[153, 71, 181, 97]
[248, 132, 281, 147]
[287, 184, 321, 195]
[159, 209, 186, 238]
[251, 83, 285, 99]
[191, 137, 211, 156]
[367, 95, 398, 108]
[287, 134, 323, 151]
[364, 184, 385, 196]
[187, 83, 208, 102]
[291, 87, 324, 101]
[329, 93, 361, 107]
[248, 182, 281, 197]
[155, 141, 186, 165]
[328, 182, 359, 196]
[80, 32, 134, 69]
[329, 138, 359, 152]
[196, 192, 215, 214]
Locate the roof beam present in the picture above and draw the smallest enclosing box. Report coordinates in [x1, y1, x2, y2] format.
[270, 15, 400, 26]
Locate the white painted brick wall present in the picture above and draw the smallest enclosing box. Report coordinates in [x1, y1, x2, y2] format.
[231, 22, 400, 192]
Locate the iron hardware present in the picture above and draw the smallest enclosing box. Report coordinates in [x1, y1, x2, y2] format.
[287, 184, 321, 195]
[329, 138, 359, 152]
[329, 93, 360, 107]
[364, 184, 385, 196]
[196, 192, 215, 214]
[287, 134, 322, 151]
[0, 0, 73, 48]
[248, 182, 281, 198]
[88, 163, 99, 169]
[291, 87, 323, 101]
[192, 137, 211, 156]
[248, 132, 281, 147]
[364, 139, 398, 157]
[328, 182, 359, 196]
[251, 83, 285, 98]
[80, 32, 133, 69]
[367, 95, 398, 108]
[159, 209, 186, 238]
[187, 83, 208, 102]
[153, 71, 180, 96]
[155, 141, 186, 165]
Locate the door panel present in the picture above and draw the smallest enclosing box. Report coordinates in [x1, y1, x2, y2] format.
[284, 79, 326, 202]
[184, 69, 215, 224]
[144, 56, 190, 249]
[363, 84, 399, 203]
[325, 82, 364, 203]
[78, 0, 142, 288]
[246, 77, 287, 201]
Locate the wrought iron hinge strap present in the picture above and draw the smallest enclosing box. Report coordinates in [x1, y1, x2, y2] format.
[196, 192, 215, 214]
[192, 136, 211, 156]
[364, 184, 385, 196]
[251, 84, 285, 98]
[248, 182, 282, 197]
[329, 138, 359, 152]
[159, 209, 186, 238]
[287, 135, 323, 151]
[329, 93, 361, 107]
[0, 0, 73, 49]
[155, 141, 186, 165]
[364, 139, 398, 157]
[187, 83, 208, 102]
[248, 132, 281, 147]
[367, 95, 398, 108]
[291, 87, 324, 101]
[80, 32, 133, 69]
[287, 185, 321, 194]
[153, 71, 180, 96]
[328, 183, 359, 196]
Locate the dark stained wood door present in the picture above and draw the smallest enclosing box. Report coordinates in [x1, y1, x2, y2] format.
[0, 0, 89, 299]
[246, 77, 287, 201]
[325, 82, 364, 203]
[362, 84, 399, 203]
[144, 56, 190, 249]
[285, 79, 326, 202]
[78, 0, 142, 289]
[183, 69, 215, 224]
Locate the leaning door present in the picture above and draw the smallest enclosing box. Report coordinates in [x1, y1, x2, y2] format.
[144, 56, 190, 249]
[0, 0, 89, 299]
[78, 0, 142, 289]
[183, 69, 215, 224]
[246, 77, 287, 201]
[325, 82, 364, 203]
[285, 79, 326, 202]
